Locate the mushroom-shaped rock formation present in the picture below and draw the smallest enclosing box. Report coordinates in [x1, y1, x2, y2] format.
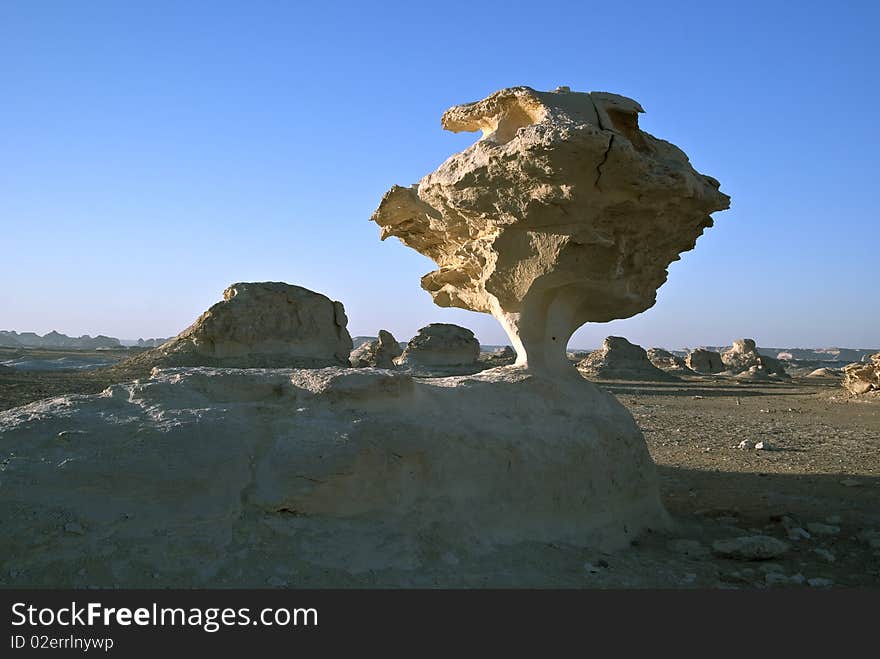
[119, 282, 353, 370]
[721, 339, 788, 379]
[578, 337, 679, 381]
[398, 323, 480, 367]
[372, 85, 729, 375]
[647, 348, 696, 375]
[686, 348, 725, 374]
[843, 353, 880, 395]
[349, 329, 403, 368]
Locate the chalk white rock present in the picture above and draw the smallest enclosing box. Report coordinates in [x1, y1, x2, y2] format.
[0, 365, 669, 586]
[397, 323, 480, 369]
[349, 329, 402, 368]
[120, 282, 353, 369]
[577, 337, 679, 381]
[371, 85, 729, 375]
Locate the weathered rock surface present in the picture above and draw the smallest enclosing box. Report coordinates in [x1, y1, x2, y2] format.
[647, 348, 695, 375]
[119, 282, 353, 369]
[843, 353, 880, 395]
[398, 323, 480, 368]
[0, 366, 668, 585]
[721, 339, 789, 379]
[578, 337, 679, 381]
[349, 329, 402, 368]
[371, 85, 729, 374]
[481, 345, 517, 367]
[686, 348, 724, 374]
[806, 367, 841, 378]
[711, 536, 790, 560]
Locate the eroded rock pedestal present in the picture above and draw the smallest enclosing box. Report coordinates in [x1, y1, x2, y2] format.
[578, 336, 679, 381]
[372, 86, 730, 375]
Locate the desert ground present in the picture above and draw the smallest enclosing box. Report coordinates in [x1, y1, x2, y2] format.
[2, 349, 877, 588]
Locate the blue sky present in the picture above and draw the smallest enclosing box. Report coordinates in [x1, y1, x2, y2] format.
[1, 1, 877, 349]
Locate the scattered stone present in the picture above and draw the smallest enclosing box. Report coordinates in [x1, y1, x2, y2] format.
[789, 573, 806, 585]
[787, 527, 812, 541]
[813, 548, 836, 563]
[737, 440, 755, 450]
[764, 572, 790, 587]
[806, 522, 840, 536]
[667, 539, 710, 557]
[807, 577, 834, 588]
[63, 522, 85, 535]
[755, 441, 772, 451]
[711, 536, 790, 560]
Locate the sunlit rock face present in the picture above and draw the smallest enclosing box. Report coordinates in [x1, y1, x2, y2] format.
[122, 282, 353, 369]
[372, 86, 729, 374]
[843, 353, 880, 395]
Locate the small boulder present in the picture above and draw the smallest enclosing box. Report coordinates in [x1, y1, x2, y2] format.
[349, 330, 403, 368]
[398, 324, 480, 368]
[711, 535, 790, 560]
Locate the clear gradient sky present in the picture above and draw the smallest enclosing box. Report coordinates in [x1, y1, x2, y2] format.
[1, 1, 877, 349]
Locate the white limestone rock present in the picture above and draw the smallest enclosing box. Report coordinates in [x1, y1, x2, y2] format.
[397, 323, 480, 369]
[120, 282, 353, 369]
[685, 348, 724, 374]
[843, 353, 880, 395]
[349, 329, 402, 368]
[721, 339, 789, 379]
[578, 337, 679, 381]
[0, 366, 669, 585]
[371, 85, 729, 374]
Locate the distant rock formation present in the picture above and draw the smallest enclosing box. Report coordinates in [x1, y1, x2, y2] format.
[843, 353, 880, 395]
[481, 345, 517, 367]
[349, 329, 402, 368]
[120, 282, 353, 370]
[806, 367, 841, 378]
[398, 324, 480, 368]
[0, 330, 121, 350]
[647, 348, 695, 375]
[578, 337, 679, 381]
[685, 348, 724, 374]
[136, 338, 169, 348]
[721, 339, 789, 379]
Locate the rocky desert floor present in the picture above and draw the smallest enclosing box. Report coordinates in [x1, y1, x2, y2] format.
[1, 357, 877, 589]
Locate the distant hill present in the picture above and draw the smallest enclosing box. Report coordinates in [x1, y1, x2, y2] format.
[0, 330, 121, 350]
